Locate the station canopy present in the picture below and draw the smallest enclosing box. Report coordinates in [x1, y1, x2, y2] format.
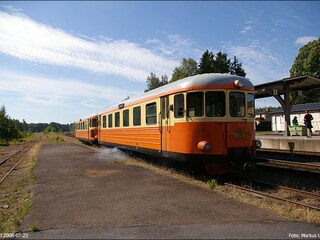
[254, 75, 320, 136]
[255, 75, 320, 99]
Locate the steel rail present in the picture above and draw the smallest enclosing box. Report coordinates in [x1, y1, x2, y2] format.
[0, 136, 42, 184]
[0, 150, 29, 184]
[253, 180, 320, 200]
[224, 183, 320, 212]
[0, 139, 38, 166]
[256, 157, 320, 171]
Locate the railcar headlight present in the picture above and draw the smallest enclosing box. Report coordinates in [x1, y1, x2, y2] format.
[255, 140, 262, 148]
[197, 141, 211, 151]
[234, 79, 244, 88]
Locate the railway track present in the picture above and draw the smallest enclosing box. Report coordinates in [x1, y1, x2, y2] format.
[224, 181, 320, 212]
[0, 136, 43, 184]
[255, 157, 320, 173]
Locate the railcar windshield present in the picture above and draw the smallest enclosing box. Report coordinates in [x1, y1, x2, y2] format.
[247, 93, 255, 117]
[205, 91, 225, 117]
[229, 92, 245, 117]
[187, 92, 204, 117]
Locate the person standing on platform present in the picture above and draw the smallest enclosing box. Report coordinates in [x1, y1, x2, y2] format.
[304, 110, 313, 138]
[292, 116, 298, 126]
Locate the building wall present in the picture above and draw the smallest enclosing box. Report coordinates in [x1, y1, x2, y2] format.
[271, 112, 320, 132]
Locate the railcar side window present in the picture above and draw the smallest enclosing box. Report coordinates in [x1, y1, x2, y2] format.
[247, 93, 255, 117]
[146, 102, 157, 125]
[205, 91, 225, 117]
[133, 106, 141, 126]
[115, 112, 120, 127]
[123, 109, 129, 127]
[187, 92, 204, 117]
[102, 116, 106, 128]
[229, 92, 245, 117]
[108, 114, 113, 128]
[91, 118, 97, 127]
[174, 94, 184, 118]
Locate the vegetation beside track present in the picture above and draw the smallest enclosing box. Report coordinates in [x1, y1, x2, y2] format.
[0, 137, 43, 233]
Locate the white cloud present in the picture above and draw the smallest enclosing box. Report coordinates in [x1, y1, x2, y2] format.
[0, 70, 139, 107]
[0, 11, 178, 82]
[222, 40, 288, 84]
[240, 25, 252, 34]
[146, 34, 202, 61]
[295, 36, 318, 45]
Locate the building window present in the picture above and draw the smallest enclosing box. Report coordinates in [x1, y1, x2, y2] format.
[230, 92, 245, 117]
[115, 112, 120, 127]
[102, 115, 106, 128]
[123, 109, 129, 127]
[205, 91, 225, 117]
[174, 94, 184, 118]
[146, 102, 157, 125]
[133, 106, 141, 126]
[187, 92, 204, 117]
[108, 114, 113, 128]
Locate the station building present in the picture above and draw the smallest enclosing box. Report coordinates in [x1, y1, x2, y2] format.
[270, 102, 320, 134]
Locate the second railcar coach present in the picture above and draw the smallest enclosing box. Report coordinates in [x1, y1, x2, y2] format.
[75, 115, 99, 144]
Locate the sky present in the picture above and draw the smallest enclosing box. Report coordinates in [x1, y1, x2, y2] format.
[0, 1, 319, 124]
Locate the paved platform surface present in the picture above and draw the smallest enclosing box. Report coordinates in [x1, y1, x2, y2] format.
[256, 135, 320, 154]
[20, 143, 319, 239]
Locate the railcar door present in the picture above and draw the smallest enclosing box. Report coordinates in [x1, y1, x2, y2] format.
[160, 96, 170, 156]
[226, 90, 253, 148]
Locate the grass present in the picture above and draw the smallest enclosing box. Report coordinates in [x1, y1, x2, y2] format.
[31, 222, 40, 232]
[44, 132, 66, 144]
[255, 131, 283, 135]
[0, 138, 43, 233]
[207, 179, 218, 189]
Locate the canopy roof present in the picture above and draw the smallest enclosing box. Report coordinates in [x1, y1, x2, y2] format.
[255, 75, 320, 99]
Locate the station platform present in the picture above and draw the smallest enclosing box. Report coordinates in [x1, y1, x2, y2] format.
[256, 134, 320, 154]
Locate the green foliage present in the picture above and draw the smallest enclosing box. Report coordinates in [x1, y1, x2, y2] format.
[230, 56, 247, 77]
[208, 179, 218, 189]
[145, 50, 246, 91]
[43, 125, 56, 133]
[0, 105, 70, 144]
[171, 58, 198, 82]
[290, 39, 320, 104]
[145, 73, 168, 92]
[198, 50, 215, 74]
[31, 223, 40, 232]
[198, 50, 246, 77]
[0, 105, 22, 144]
[213, 51, 230, 73]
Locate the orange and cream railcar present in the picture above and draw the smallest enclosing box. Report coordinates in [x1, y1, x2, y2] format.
[96, 73, 261, 174]
[75, 115, 99, 144]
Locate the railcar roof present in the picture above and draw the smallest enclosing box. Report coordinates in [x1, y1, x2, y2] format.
[99, 73, 252, 114]
[75, 113, 98, 122]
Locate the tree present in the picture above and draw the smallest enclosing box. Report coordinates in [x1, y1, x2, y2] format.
[212, 51, 230, 73]
[43, 125, 56, 133]
[230, 56, 246, 77]
[198, 50, 215, 74]
[290, 39, 320, 103]
[198, 50, 246, 76]
[145, 73, 168, 92]
[0, 105, 21, 144]
[170, 58, 198, 82]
